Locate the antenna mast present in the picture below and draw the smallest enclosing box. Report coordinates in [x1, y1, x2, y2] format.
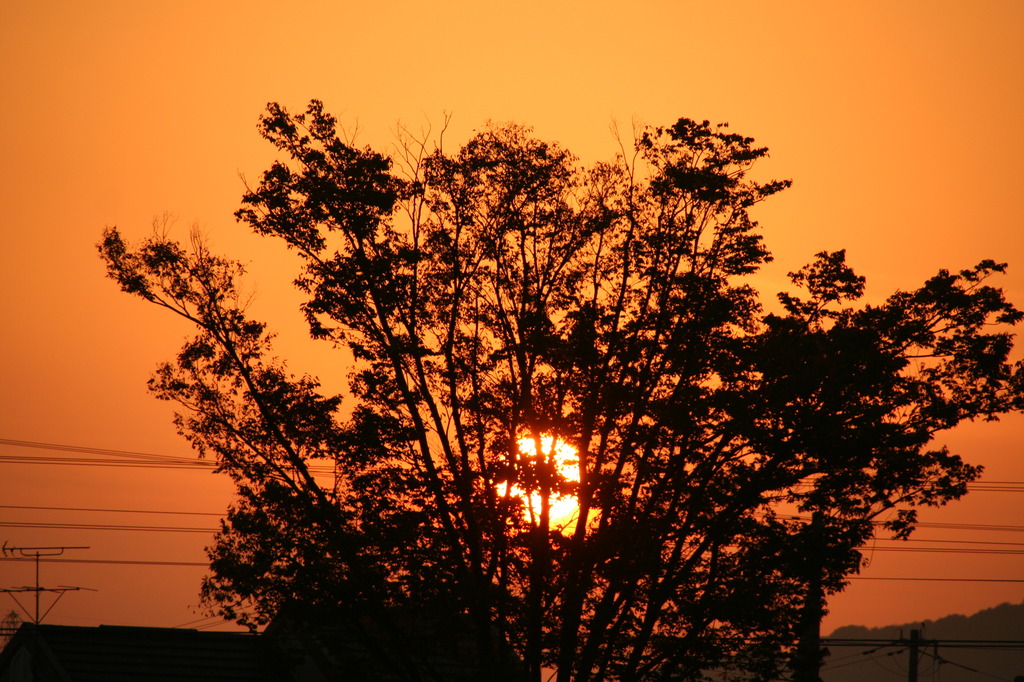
[1, 542, 92, 623]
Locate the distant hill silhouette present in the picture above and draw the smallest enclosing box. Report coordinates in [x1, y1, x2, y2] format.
[821, 601, 1024, 682]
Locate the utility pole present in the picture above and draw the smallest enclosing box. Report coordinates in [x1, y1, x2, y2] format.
[0, 542, 91, 623]
[825, 634, 1021, 679]
[907, 629, 920, 682]
[791, 512, 826, 682]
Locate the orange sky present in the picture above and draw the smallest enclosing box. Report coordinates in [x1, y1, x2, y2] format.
[1, 1, 1022, 634]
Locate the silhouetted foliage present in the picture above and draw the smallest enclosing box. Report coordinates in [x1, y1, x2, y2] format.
[100, 101, 1024, 681]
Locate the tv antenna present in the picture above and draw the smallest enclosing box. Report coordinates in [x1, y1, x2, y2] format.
[1, 542, 93, 623]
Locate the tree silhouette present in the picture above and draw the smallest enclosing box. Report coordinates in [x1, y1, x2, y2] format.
[100, 101, 1024, 681]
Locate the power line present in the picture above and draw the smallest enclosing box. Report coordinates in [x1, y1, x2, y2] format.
[821, 649, 905, 673]
[6, 510, 1024, 559]
[7, 521, 1024, 558]
[0, 438, 209, 470]
[783, 514, 1024, 534]
[821, 638, 1024, 681]
[873, 537, 1024, 547]
[0, 438, 199, 463]
[171, 615, 229, 629]
[968, 483, 1024, 492]
[0, 558, 206, 567]
[0, 458, 210, 471]
[194, 620, 237, 631]
[0, 505, 222, 517]
[8, 505, 1024, 544]
[1, 557, 1021, 583]
[865, 547, 1024, 555]
[6, 505, 1024, 545]
[7, 520, 1024, 556]
[914, 521, 1024, 533]
[825, 638, 1024, 647]
[3, 438, 1022, 495]
[0, 522, 215, 534]
[847, 576, 1024, 583]
[0, 437, 335, 475]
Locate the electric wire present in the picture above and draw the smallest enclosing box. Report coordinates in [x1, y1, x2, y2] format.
[847, 576, 1024, 583]
[7, 504, 1024, 539]
[0, 505, 222, 517]
[0, 437, 335, 475]
[9, 505, 1023, 540]
[821, 649, 900, 672]
[0, 558, 206, 567]
[5, 520, 1024, 559]
[0, 438, 204, 463]
[3, 437, 1022, 492]
[920, 648, 1011, 682]
[869, 649, 906, 677]
[4, 439, 1023, 586]
[7, 437, 1022, 648]
[824, 639, 1024, 648]
[819, 643, 892, 669]
[171, 615, 231, 629]
[6, 507, 1024, 566]
[1, 556, 1021, 583]
[0, 522, 215, 534]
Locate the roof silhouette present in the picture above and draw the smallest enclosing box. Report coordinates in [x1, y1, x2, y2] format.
[0, 623, 272, 682]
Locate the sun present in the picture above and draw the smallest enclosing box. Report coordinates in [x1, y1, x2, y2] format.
[507, 434, 583, 531]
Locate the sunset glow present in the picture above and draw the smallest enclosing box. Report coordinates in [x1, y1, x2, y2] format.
[2, 0, 1021, 639]
[509, 435, 582, 531]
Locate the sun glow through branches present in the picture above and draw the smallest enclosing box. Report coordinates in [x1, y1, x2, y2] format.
[508, 434, 582, 531]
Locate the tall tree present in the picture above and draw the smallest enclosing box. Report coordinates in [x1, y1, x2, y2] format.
[100, 101, 1023, 681]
